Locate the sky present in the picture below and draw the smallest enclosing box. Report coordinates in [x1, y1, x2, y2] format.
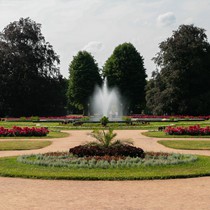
[0, 0, 210, 78]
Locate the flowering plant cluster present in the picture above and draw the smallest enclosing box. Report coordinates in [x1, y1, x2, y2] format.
[130, 114, 210, 120]
[164, 125, 210, 136]
[0, 126, 49, 137]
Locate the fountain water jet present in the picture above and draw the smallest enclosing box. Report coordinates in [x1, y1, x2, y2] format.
[90, 78, 122, 121]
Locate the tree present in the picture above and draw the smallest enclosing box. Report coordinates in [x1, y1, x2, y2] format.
[146, 24, 210, 115]
[0, 17, 66, 117]
[103, 43, 147, 113]
[67, 51, 102, 115]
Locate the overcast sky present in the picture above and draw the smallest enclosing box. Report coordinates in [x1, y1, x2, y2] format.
[0, 0, 210, 78]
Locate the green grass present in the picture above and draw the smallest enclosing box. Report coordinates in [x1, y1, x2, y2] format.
[0, 141, 51, 151]
[0, 155, 210, 180]
[158, 140, 210, 150]
[0, 131, 69, 139]
[142, 131, 210, 138]
[45, 131, 69, 138]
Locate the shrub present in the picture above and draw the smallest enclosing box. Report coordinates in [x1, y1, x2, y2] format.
[123, 116, 132, 125]
[100, 116, 109, 126]
[19, 116, 27, 121]
[30, 116, 40, 121]
[69, 144, 145, 158]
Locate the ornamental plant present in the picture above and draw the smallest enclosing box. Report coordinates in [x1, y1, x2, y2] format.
[69, 128, 144, 157]
[89, 128, 133, 147]
[165, 125, 210, 136]
[0, 126, 49, 137]
[100, 116, 109, 126]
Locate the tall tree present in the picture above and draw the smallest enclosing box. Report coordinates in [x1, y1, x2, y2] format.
[146, 24, 210, 115]
[67, 51, 102, 115]
[0, 17, 66, 117]
[103, 43, 147, 113]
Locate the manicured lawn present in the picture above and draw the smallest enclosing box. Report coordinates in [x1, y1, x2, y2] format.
[158, 140, 210, 150]
[0, 155, 210, 180]
[0, 141, 51, 151]
[142, 131, 210, 138]
[45, 131, 69, 138]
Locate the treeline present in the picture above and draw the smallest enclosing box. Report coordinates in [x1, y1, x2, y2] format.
[146, 25, 210, 115]
[0, 18, 67, 117]
[1, 17, 210, 117]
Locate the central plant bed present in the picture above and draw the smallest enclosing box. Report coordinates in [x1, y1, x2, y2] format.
[15, 127, 197, 174]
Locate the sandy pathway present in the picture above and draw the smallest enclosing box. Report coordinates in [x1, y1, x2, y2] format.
[1, 130, 210, 210]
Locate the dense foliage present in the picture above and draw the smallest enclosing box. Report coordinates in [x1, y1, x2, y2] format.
[103, 43, 147, 114]
[0, 17, 67, 117]
[99, 116, 109, 126]
[69, 144, 145, 157]
[146, 25, 210, 115]
[0, 126, 49, 137]
[67, 51, 102, 115]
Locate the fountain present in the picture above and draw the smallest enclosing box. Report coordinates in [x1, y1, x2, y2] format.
[90, 78, 123, 121]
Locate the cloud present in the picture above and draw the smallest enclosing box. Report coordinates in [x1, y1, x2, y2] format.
[184, 17, 194, 24]
[82, 41, 104, 53]
[1, 0, 210, 78]
[157, 12, 176, 27]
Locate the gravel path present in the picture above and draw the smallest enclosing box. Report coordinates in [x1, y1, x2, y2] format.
[0, 130, 210, 210]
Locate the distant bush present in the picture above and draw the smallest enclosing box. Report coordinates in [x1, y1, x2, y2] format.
[20, 116, 27, 121]
[100, 116, 109, 126]
[123, 116, 132, 125]
[30, 116, 40, 121]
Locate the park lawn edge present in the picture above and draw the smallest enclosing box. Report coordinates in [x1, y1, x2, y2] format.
[158, 140, 210, 150]
[0, 155, 210, 180]
[0, 140, 52, 151]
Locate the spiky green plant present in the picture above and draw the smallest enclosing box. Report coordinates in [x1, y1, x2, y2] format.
[89, 128, 133, 147]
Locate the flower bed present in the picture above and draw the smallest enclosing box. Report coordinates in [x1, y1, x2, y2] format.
[0, 126, 49, 137]
[165, 125, 210, 136]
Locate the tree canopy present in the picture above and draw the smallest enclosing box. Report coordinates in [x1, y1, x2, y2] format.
[146, 24, 210, 115]
[67, 51, 102, 114]
[103, 43, 147, 113]
[0, 17, 67, 117]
